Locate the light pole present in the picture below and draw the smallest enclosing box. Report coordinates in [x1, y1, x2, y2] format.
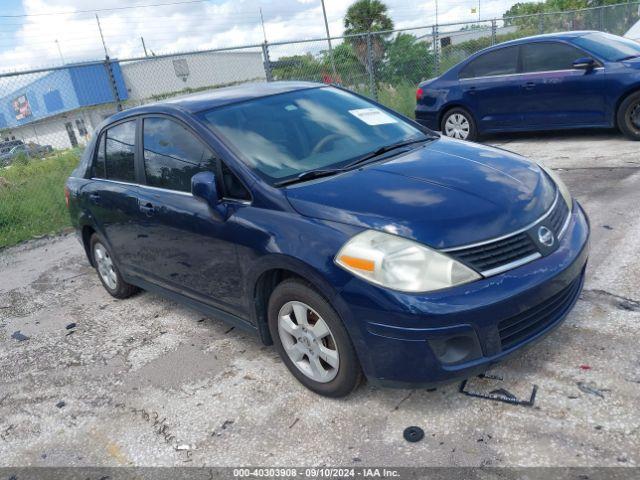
[321, 0, 338, 81]
[55, 39, 65, 65]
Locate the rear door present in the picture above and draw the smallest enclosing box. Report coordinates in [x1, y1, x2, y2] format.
[83, 119, 141, 270]
[132, 115, 250, 316]
[459, 46, 522, 131]
[518, 41, 607, 127]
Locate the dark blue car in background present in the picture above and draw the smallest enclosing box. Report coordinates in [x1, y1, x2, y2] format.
[66, 82, 589, 397]
[416, 31, 640, 141]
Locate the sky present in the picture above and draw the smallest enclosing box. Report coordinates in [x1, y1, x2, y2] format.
[0, 0, 530, 72]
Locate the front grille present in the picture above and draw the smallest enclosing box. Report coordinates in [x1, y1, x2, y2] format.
[546, 196, 570, 236]
[449, 232, 538, 274]
[498, 274, 583, 350]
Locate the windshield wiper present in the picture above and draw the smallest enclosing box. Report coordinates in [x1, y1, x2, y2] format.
[618, 54, 640, 61]
[274, 168, 346, 187]
[344, 137, 431, 169]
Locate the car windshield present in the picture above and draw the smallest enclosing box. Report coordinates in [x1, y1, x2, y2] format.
[573, 32, 640, 61]
[199, 87, 429, 185]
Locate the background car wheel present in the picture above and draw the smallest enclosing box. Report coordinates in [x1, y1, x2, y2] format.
[268, 279, 362, 397]
[441, 107, 478, 141]
[617, 91, 640, 141]
[90, 234, 138, 299]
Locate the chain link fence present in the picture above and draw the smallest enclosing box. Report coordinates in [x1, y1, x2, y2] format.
[1, 1, 639, 247]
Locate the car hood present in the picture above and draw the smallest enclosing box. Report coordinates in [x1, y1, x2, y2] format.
[285, 137, 556, 249]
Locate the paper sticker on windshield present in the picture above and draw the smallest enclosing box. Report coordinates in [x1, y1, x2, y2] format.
[349, 108, 397, 126]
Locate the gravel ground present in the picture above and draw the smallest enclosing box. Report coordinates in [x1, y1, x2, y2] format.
[0, 130, 639, 467]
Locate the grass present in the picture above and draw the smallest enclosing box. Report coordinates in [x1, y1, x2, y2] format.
[377, 82, 417, 119]
[0, 149, 82, 249]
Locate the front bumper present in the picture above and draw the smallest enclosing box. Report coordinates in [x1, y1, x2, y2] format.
[337, 200, 590, 388]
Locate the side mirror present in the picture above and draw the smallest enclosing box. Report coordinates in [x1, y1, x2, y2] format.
[191, 171, 227, 219]
[572, 57, 596, 71]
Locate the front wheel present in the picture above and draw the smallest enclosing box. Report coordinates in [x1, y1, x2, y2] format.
[617, 91, 640, 141]
[441, 107, 478, 142]
[268, 279, 362, 397]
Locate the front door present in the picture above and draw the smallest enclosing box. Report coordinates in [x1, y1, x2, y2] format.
[518, 41, 607, 127]
[131, 116, 246, 316]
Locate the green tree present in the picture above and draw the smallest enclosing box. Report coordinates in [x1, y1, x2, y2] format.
[379, 33, 434, 84]
[343, 0, 394, 73]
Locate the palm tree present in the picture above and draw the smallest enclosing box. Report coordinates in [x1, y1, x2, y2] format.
[343, 0, 394, 73]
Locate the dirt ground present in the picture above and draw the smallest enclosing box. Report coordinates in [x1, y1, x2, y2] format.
[1, 129, 639, 467]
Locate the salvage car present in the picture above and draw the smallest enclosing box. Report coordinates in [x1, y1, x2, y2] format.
[416, 31, 640, 141]
[66, 82, 590, 397]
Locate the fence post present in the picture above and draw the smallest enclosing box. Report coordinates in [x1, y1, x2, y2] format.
[599, 6, 605, 32]
[262, 42, 273, 82]
[432, 25, 439, 77]
[491, 19, 497, 45]
[103, 56, 122, 112]
[366, 33, 377, 100]
[538, 13, 544, 34]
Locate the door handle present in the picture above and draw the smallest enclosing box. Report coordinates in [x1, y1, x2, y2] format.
[522, 82, 536, 90]
[89, 193, 101, 204]
[139, 202, 156, 217]
[465, 86, 477, 95]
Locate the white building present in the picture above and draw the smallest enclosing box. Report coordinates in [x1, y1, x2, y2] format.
[0, 50, 266, 150]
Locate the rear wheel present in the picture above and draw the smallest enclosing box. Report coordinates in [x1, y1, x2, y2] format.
[90, 234, 138, 299]
[441, 107, 478, 141]
[617, 91, 640, 141]
[268, 279, 362, 397]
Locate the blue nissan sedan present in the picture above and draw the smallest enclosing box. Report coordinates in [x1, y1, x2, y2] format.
[416, 31, 640, 141]
[66, 82, 589, 397]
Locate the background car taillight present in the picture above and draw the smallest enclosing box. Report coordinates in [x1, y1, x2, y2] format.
[416, 87, 424, 101]
[64, 186, 70, 208]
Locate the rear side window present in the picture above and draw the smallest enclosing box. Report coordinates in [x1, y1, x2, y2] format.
[93, 134, 106, 178]
[521, 42, 585, 72]
[142, 117, 218, 193]
[460, 46, 518, 79]
[105, 121, 136, 182]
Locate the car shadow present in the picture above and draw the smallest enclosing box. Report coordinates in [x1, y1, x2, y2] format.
[480, 128, 623, 144]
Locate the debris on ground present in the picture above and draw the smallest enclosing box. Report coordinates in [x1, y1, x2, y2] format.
[403, 426, 424, 443]
[459, 373, 538, 407]
[577, 381, 610, 399]
[579, 365, 592, 370]
[11, 331, 29, 342]
[65, 323, 76, 330]
[56, 401, 66, 408]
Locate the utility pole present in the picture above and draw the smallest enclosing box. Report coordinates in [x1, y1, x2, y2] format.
[141, 36, 149, 57]
[435, 0, 439, 26]
[478, 0, 481, 21]
[320, 0, 338, 81]
[55, 39, 65, 65]
[259, 7, 267, 43]
[95, 13, 109, 57]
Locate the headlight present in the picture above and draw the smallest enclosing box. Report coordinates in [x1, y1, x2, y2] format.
[335, 230, 480, 293]
[539, 163, 572, 210]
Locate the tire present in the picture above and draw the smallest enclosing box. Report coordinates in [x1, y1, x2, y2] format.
[441, 107, 478, 142]
[89, 234, 138, 299]
[268, 279, 362, 397]
[617, 91, 640, 141]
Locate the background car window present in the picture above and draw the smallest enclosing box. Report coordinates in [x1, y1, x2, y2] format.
[521, 42, 585, 72]
[459, 46, 518, 79]
[573, 32, 640, 61]
[143, 117, 218, 192]
[93, 134, 106, 178]
[105, 121, 136, 182]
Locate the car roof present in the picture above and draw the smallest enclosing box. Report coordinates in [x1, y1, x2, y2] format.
[107, 81, 324, 123]
[485, 30, 597, 50]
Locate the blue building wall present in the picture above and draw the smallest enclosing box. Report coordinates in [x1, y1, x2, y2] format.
[0, 62, 128, 129]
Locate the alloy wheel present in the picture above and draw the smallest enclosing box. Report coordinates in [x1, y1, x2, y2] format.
[630, 102, 640, 130]
[277, 301, 339, 383]
[93, 242, 118, 290]
[445, 113, 470, 140]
